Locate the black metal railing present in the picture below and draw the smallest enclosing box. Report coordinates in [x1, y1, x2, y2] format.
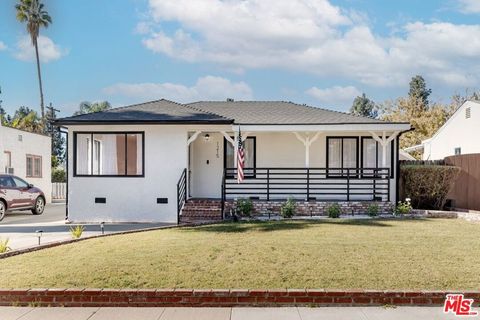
[176, 168, 187, 224]
[222, 167, 390, 204]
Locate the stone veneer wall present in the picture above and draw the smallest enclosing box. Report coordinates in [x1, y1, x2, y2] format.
[225, 200, 393, 216]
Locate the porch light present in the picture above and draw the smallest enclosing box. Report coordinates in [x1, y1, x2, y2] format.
[204, 133, 210, 142]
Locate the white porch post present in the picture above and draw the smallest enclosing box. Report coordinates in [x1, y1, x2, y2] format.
[369, 130, 400, 167]
[293, 132, 321, 168]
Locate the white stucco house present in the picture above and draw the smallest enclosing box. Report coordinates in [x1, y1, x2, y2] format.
[405, 100, 479, 160]
[0, 122, 52, 203]
[56, 99, 411, 223]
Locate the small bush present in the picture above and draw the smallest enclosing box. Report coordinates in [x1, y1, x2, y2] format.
[327, 203, 342, 218]
[395, 199, 413, 215]
[236, 198, 254, 217]
[401, 165, 460, 210]
[367, 204, 379, 217]
[280, 198, 296, 218]
[0, 238, 10, 253]
[51, 168, 66, 183]
[70, 225, 85, 239]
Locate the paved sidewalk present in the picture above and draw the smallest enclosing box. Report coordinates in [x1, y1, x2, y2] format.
[0, 306, 458, 320]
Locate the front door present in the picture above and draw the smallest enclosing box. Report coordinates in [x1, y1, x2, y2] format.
[190, 133, 224, 198]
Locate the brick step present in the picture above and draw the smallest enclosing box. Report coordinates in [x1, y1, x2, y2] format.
[185, 200, 222, 205]
[181, 211, 222, 217]
[182, 205, 222, 209]
[180, 215, 223, 223]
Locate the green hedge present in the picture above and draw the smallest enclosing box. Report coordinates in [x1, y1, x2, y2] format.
[400, 165, 460, 210]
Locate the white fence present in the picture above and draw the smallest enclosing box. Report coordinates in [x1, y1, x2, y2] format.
[52, 182, 67, 200]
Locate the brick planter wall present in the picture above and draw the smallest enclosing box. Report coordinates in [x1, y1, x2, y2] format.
[226, 200, 393, 216]
[0, 289, 475, 307]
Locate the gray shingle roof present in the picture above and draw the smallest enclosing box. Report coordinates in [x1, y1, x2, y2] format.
[55, 99, 232, 125]
[189, 101, 388, 125]
[57, 99, 406, 126]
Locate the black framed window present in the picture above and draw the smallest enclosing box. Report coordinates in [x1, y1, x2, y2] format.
[361, 137, 394, 178]
[74, 132, 144, 177]
[326, 137, 358, 177]
[223, 137, 256, 178]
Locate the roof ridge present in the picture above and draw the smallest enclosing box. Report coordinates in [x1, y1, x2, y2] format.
[183, 103, 233, 121]
[286, 101, 384, 122]
[60, 98, 170, 120]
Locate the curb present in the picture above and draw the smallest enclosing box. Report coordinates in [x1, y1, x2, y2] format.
[0, 288, 475, 307]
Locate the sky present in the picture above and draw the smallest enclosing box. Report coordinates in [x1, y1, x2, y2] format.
[1, 0, 480, 117]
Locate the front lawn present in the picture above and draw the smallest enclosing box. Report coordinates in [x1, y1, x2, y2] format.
[0, 219, 479, 289]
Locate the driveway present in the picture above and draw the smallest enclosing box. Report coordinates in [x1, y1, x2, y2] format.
[0, 202, 174, 250]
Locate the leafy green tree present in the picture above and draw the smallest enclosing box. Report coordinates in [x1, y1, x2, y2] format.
[46, 108, 65, 168]
[408, 75, 432, 110]
[10, 106, 44, 133]
[350, 93, 378, 118]
[74, 101, 111, 115]
[15, 0, 52, 122]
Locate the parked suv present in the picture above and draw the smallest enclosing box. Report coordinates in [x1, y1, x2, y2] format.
[0, 174, 45, 221]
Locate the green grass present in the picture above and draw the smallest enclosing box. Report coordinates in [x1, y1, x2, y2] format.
[1, 219, 479, 290]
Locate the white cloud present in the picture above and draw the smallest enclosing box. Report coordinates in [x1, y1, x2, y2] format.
[0, 41, 7, 51]
[138, 0, 480, 88]
[103, 76, 253, 103]
[306, 86, 360, 107]
[15, 35, 67, 63]
[457, 0, 480, 13]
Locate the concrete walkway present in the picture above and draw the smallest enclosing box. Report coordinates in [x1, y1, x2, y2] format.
[0, 307, 458, 320]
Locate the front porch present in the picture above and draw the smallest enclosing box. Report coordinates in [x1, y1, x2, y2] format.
[179, 127, 399, 223]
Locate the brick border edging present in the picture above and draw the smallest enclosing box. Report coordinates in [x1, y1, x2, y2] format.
[0, 289, 476, 307]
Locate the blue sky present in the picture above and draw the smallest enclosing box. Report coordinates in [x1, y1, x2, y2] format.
[1, 0, 480, 117]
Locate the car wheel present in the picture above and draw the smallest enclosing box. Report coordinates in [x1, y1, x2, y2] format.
[32, 197, 45, 215]
[0, 201, 5, 222]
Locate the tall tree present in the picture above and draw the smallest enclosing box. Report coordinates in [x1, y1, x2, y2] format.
[73, 101, 112, 115]
[408, 75, 432, 110]
[350, 93, 378, 118]
[15, 0, 52, 122]
[46, 108, 65, 168]
[10, 106, 44, 133]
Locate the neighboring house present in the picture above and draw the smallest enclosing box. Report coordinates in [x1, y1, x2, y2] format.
[0, 122, 52, 203]
[405, 100, 479, 160]
[56, 99, 411, 223]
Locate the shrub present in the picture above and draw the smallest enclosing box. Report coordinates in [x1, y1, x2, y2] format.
[236, 198, 254, 217]
[52, 168, 66, 183]
[395, 199, 413, 215]
[401, 165, 460, 210]
[367, 204, 379, 217]
[280, 198, 296, 218]
[327, 203, 342, 218]
[70, 225, 85, 239]
[0, 238, 10, 253]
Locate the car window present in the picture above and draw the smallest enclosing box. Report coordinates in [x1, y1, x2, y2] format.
[12, 177, 29, 188]
[0, 176, 15, 187]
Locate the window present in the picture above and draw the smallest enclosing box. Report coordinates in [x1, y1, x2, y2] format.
[12, 176, 29, 188]
[455, 147, 461, 155]
[0, 176, 14, 187]
[26, 155, 42, 178]
[361, 137, 394, 178]
[74, 132, 144, 177]
[224, 137, 256, 178]
[326, 137, 358, 176]
[466, 107, 471, 119]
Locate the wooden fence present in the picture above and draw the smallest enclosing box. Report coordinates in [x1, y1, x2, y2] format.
[444, 154, 480, 211]
[52, 182, 67, 200]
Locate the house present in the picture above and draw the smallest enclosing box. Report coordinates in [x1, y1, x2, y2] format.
[405, 100, 479, 160]
[0, 122, 52, 203]
[55, 99, 411, 223]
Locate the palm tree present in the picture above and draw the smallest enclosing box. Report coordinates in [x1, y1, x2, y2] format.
[15, 0, 52, 122]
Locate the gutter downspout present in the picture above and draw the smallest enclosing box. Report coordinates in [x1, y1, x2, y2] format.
[395, 128, 415, 204]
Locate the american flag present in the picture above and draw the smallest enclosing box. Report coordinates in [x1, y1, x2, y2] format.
[237, 128, 245, 184]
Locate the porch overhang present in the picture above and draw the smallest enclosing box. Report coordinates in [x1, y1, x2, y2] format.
[230, 123, 411, 132]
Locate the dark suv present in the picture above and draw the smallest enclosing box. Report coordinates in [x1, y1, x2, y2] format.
[0, 174, 46, 221]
